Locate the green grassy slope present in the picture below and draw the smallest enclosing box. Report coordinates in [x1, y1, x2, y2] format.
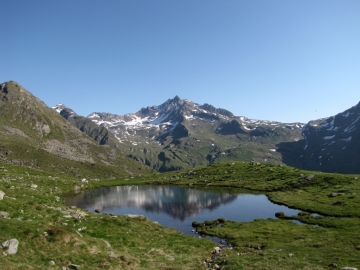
[0, 163, 214, 269]
[0, 81, 152, 178]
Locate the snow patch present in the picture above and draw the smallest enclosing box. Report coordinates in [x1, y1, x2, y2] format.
[323, 135, 335, 140]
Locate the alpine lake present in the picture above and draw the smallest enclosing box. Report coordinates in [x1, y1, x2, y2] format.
[65, 185, 301, 240]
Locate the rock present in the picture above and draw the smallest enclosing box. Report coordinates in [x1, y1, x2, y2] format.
[341, 268, 358, 270]
[95, 209, 100, 213]
[55, 196, 60, 202]
[1, 240, 9, 247]
[69, 264, 80, 269]
[306, 174, 315, 181]
[30, 184, 37, 189]
[80, 178, 88, 183]
[62, 209, 88, 219]
[74, 186, 81, 193]
[103, 240, 111, 248]
[213, 247, 221, 254]
[328, 193, 342, 197]
[0, 190, 4, 200]
[0, 211, 10, 219]
[214, 264, 220, 269]
[2, 239, 19, 255]
[275, 211, 285, 218]
[71, 210, 87, 219]
[108, 251, 118, 258]
[49, 260, 56, 265]
[124, 214, 145, 219]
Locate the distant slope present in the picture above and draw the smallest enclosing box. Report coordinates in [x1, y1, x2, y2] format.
[277, 101, 360, 173]
[0, 81, 152, 178]
[52, 104, 120, 148]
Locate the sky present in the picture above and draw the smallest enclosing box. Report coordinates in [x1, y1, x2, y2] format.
[1, 1, 360, 123]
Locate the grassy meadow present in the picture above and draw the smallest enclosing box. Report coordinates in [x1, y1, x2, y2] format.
[1, 161, 359, 269]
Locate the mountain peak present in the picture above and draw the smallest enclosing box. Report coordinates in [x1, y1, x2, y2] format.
[172, 95, 181, 102]
[52, 103, 67, 113]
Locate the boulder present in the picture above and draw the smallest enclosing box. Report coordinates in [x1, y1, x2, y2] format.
[0, 211, 10, 219]
[30, 184, 38, 189]
[2, 239, 19, 255]
[213, 247, 221, 254]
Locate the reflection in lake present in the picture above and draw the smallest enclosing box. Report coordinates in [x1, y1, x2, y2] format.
[65, 185, 300, 235]
[65, 186, 237, 221]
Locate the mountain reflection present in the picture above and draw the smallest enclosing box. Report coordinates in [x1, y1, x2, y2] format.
[65, 186, 238, 220]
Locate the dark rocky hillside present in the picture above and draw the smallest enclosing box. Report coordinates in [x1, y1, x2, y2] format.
[53, 104, 119, 148]
[278, 101, 360, 173]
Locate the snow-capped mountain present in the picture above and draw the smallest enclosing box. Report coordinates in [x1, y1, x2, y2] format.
[87, 96, 304, 146]
[53, 95, 360, 173]
[298, 101, 360, 173]
[79, 96, 303, 171]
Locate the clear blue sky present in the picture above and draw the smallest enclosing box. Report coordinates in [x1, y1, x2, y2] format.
[1, 0, 359, 123]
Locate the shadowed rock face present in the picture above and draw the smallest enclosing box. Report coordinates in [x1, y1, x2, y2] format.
[216, 120, 246, 135]
[277, 101, 360, 173]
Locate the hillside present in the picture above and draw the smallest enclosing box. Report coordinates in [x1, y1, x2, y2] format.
[0, 81, 152, 179]
[277, 101, 360, 173]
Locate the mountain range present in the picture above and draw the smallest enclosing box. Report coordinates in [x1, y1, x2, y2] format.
[55, 94, 360, 174]
[53, 95, 304, 172]
[1, 80, 358, 175]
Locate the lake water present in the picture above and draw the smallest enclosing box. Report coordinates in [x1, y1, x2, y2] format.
[65, 185, 300, 236]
